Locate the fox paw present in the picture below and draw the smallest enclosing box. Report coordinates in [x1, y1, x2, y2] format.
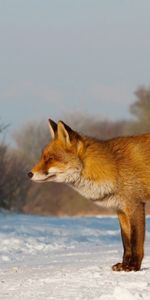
[112, 262, 140, 272]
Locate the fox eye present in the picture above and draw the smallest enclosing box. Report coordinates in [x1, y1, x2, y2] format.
[47, 156, 53, 162]
[44, 155, 54, 163]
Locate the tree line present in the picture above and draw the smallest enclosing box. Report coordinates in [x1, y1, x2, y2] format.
[1, 86, 150, 215]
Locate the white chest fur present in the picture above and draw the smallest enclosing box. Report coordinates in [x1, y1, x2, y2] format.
[68, 172, 122, 209]
[70, 177, 114, 200]
[71, 179, 119, 209]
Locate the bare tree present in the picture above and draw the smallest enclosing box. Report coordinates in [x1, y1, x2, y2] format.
[14, 121, 50, 167]
[63, 113, 128, 139]
[129, 86, 150, 134]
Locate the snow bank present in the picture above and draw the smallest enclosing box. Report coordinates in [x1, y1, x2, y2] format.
[0, 213, 150, 299]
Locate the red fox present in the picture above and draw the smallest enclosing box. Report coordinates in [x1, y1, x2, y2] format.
[28, 119, 150, 272]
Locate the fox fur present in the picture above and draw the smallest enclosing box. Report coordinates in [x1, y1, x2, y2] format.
[29, 119, 150, 272]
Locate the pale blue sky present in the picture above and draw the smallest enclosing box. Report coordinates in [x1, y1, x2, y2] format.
[0, 0, 150, 138]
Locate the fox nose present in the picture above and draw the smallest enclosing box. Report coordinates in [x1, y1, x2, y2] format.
[28, 172, 33, 178]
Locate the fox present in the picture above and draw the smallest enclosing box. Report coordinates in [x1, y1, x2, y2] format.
[28, 119, 150, 272]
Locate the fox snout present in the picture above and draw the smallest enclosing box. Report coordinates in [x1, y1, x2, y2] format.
[28, 171, 49, 179]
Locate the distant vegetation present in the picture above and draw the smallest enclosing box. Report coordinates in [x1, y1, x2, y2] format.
[1, 86, 150, 215]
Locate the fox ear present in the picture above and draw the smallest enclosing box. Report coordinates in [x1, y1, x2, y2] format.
[57, 121, 73, 146]
[48, 119, 57, 139]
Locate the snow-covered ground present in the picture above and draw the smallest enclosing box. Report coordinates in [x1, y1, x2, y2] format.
[0, 213, 150, 300]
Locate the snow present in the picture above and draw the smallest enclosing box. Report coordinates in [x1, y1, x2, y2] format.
[0, 213, 150, 299]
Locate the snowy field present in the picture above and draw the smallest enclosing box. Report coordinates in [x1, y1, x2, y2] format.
[0, 213, 150, 300]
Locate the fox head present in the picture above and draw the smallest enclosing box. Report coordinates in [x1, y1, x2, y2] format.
[28, 120, 84, 184]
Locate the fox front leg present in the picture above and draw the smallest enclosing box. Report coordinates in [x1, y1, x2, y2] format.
[112, 210, 132, 271]
[112, 203, 145, 272]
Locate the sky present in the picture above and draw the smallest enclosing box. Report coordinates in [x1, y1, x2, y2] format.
[0, 0, 150, 139]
